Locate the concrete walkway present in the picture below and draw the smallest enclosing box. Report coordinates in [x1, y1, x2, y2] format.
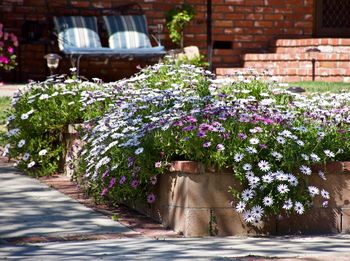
[0, 83, 25, 97]
[1, 166, 350, 260]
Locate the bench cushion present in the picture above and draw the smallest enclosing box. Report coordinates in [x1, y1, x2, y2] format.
[63, 46, 166, 57]
[103, 15, 152, 49]
[53, 16, 102, 50]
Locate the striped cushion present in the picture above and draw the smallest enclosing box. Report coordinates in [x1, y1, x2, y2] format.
[53, 16, 102, 51]
[103, 15, 151, 49]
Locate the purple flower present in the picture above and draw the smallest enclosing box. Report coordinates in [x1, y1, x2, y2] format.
[109, 177, 116, 188]
[203, 141, 211, 148]
[127, 157, 134, 168]
[102, 169, 109, 179]
[182, 125, 197, 131]
[222, 133, 230, 139]
[185, 116, 197, 123]
[197, 131, 206, 138]
[238, 133, 247, 140]
[119, 176, 126, 184]
[155, 161, 162, 168]
[131, 179, 139, 188]
[216, 144, 225, 151]
[259, 144, 267, 149]
[199, 123, 211, 131]
[147, 193, 156, 203]
[101, 188, 108, 196]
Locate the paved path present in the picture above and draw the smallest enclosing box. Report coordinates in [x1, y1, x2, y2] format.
[0, 83, 25, 97]
[0, 166, 136, 240]
[1, 166, 350, 260]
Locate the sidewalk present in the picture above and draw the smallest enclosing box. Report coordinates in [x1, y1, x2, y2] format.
[1, 164, 350, 260]
[0, 83, 25, 97]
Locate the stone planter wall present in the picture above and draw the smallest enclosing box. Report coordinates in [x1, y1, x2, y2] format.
[133, 161, 350, 237]
[62, 127, 350, 237]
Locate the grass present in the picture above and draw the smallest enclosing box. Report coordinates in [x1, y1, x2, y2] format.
[288, 81, 350, 93]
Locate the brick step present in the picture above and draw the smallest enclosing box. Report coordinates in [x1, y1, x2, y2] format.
[271, 38, 350, 54]
[243, 53, 350, 61]
[273, 38, 350, 47]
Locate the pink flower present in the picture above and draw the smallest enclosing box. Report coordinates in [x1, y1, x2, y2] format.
[147, 193, 156, 203]
[131, 179, 139, 188]
[109, 177, 116, 188]
[0, 56, 9, 64]
[154, 161, 161, 168]
[7, 46, 14, 53]
[101, 188, 108, 196]
[0, 41, 4, 48]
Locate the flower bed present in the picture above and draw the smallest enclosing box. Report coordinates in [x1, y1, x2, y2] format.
[5, 61, 350, 236]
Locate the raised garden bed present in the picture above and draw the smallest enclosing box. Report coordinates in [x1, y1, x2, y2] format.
[126, 161, 350, 237]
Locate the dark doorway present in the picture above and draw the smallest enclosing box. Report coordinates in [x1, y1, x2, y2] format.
[315, 0, 350, 37]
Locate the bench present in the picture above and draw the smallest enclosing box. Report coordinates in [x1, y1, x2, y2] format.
[47, 2, 166, 76]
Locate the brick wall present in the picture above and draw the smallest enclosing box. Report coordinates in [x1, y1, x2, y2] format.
[1, 0, 314, 82]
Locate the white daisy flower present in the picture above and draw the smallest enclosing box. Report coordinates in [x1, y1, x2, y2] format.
[234, 153, 244, 162]
[296, 140, 305, 146]
[310, 153, 320, 162]
[251, 205, 264, 219]
[249, 138, 259, 145]
[294, 201, 304, 215]
[299, 165, 312, 175]
[271, 151, 283, 161]
[277, 184, 290, 194]
[262, 173, 274, 183]
[318, 170, 327, 180]
[39, 94, 50, 100]
[241, 188, 255, 202]
[276, 171, 288, 181]
[245, 146, 257, 154]
[27, 161, 35, 168]
[287, 174, 298, 186]
[321, 189, 330, 199]
[243, 210, 255, 223]
[324, 150, 335, 158]
[21, 113, 29, 120]
[18, 139, 26, 148]
[322, 201, 329, 208]
[38, 149, 48, 156]
[283, 199, 293, 210]
[248, 176, 260, 188]
[235, 201, 246, 213]
[301, 154, 309, 161]
[242, 163, 252, 171]
[263, 196, 274, 206]
[245, 171, 255, 179]
[258, 160, 270, 172]
[135, 147, 144, 155]
[23, 153, 30, 161]
[308, 186, 320, 197]
[276, 136, 286, 144]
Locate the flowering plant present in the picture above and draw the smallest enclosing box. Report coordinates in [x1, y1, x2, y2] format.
[4, 74, 113, 176]
[77, 64, 350, 227]
[0, 23, 18, 71]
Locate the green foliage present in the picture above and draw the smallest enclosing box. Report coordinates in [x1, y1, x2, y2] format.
[4, 77, 111, 176]
[166, 4, 195, 48]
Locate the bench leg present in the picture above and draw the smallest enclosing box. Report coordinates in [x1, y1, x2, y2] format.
[69, 55, 82, 77]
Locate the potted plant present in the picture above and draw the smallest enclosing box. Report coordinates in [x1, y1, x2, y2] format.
[166, 4, 195, 49]
[0, 23, 18, 85]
